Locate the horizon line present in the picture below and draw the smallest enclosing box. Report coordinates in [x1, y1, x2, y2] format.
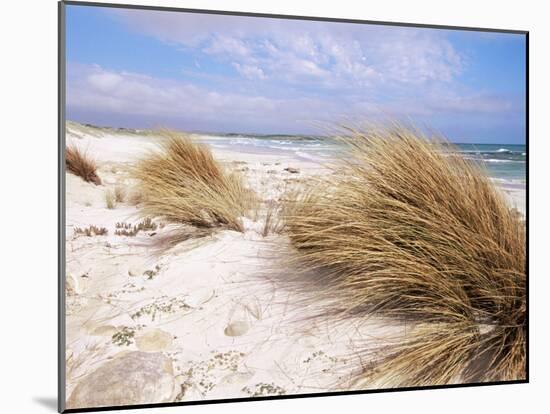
[65, 120, 526, 145]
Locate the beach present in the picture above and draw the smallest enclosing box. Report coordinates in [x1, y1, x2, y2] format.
[64, 122, 526, 409]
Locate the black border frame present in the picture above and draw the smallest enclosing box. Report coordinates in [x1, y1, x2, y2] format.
[58, 1, 529, 412]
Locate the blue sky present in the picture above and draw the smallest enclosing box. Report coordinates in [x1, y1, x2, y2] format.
[65, 5, 526, 144]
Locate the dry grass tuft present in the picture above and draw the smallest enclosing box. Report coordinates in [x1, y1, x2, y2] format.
[127, 189, 145, 206]
[283, 126, 526, 386]
[105, 189, 116, 209]
[261, 200, 284, 237]
[114, 186, 126, 203]
[74, 225, 108, 237]
[115, 218, 158, 237]
[66, 145, 101, 185]
[133, 130, 257, 233]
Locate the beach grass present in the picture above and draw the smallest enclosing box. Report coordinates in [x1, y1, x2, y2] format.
[66, 145, 101, 185]
[283, 126, 526, 385]
[114, 185, 125, 203]
[261, 200, 283, 237]
[133, 130, 257, 234]
[105, 189, 116, 209]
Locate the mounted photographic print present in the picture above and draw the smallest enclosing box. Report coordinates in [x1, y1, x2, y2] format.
[59, 1, 528, 412]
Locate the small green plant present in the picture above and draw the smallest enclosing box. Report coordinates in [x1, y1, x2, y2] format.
[111, 326, 137, 346]
[242, 383, 286, 397]
[143, 265, 161, 280]
[130, 297, 191, 321]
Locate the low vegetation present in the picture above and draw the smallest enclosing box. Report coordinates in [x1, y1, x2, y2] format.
[105, 189, 116, 209]
[114, 186, 125, 203]
[261, 200, 283, 237]
[66, 145, 101, 185]
[115, 218, 158, 237]
[74, 225, 108, 237]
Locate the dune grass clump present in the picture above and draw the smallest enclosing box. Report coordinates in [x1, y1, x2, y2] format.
[66, 145, 101, 185]
[105, 189, 116, 209]
[133, 130, 257, 234]
[114, 186, 126, 203]
[283, 126, 526, 386]
[261, 200, 284, 237]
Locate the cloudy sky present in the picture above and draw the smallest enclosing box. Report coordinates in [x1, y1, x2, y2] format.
[65, 4, 526, 143]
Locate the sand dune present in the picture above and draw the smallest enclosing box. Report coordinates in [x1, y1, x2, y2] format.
[64, 123, 525, 409]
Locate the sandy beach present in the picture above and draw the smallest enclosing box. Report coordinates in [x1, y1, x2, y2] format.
[64, 122, 526, 409]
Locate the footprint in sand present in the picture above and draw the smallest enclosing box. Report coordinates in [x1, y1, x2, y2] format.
[135, 328, 174, 351]
[224, 321, 249, 337]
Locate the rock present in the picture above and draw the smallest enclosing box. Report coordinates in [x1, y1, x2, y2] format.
[67, 351, 175, 409]
[284, 167, 300, 174]
[135, 329, 173, 352]
[224, 321, 249, 337]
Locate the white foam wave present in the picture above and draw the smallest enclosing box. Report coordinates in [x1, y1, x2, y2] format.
[482, 159, 524, 164]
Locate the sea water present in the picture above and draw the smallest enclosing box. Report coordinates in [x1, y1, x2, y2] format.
[199, 134, 526, 188]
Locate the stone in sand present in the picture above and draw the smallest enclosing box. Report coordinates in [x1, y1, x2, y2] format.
[224, 321, 249, 337]
[284, 167, 300, 174]
[135, 329, 173, 352]
[67, 351, 175, 409]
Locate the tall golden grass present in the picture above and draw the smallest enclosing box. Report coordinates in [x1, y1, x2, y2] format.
[65, 145, 101, 185]
[283, 126, 525, 386]
[133, 130, 257, 233]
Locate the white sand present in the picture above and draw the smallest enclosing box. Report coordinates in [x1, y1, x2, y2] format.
[64, 125, 383, 409]
[64, 124, 525, 408]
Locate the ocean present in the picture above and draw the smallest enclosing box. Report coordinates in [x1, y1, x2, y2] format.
[198, 134, 526, 187]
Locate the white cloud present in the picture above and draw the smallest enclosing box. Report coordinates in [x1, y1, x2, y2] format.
[68, 63, 518, 134]
[67, 10, 522, 137]
[111, 9, 464, 90]
[429, 95, 515, 113]
[67, 63, 343, 132]
[203, 36, 251, 58]
[231, 63, 266, 80]
[87, 71, 123, 92]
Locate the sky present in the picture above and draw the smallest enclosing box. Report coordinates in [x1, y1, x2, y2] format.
[65, 5, 527, 144]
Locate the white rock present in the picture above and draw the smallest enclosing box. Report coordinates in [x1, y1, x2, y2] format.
[67, 351, 175, 409]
